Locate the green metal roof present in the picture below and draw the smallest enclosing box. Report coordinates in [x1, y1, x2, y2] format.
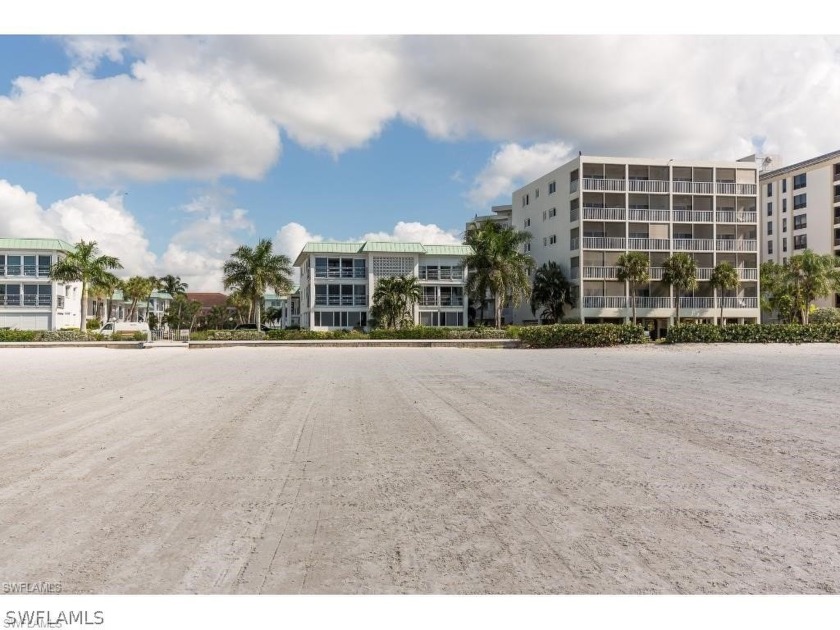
[299, 242, 363, 254]
[150, 291, 173, 299]
[422, 244, 474, 256]
[0, 238, 75, 252]
[360, 241, 426, 253]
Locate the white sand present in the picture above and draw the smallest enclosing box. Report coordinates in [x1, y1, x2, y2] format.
[1, 344, 838, 594]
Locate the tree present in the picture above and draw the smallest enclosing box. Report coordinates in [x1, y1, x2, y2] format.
[223, 239, 293, 327]
[662, 253, 698, 324]
[164, 294, 202, 331]
[159, 274, 189, 298]
[226, 291, 251, 325]
[49, 240, 123, 331]
[760, 261, 797, 323]
[123, 275, 157, 322]
[264, 306, 283, 327]
[710, 261, 740, 326]
[760, 252, 840, 324]
[464, 222, 534, 329]
[207, 305, 230, 330]
[616, 251, 650, 325]
[529, 261, 574, 323]
[370, 275, 421, 329]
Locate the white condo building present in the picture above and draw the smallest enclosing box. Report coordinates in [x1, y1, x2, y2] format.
[294, 242, 473, 330]
[759, 149, 840, 310]
[0, 238, 82, 330]
[511, 155, 761, 334]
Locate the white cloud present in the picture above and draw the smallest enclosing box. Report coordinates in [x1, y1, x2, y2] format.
[358, 221, 461, 244]
[468, 142, 573, 206]
[4, 36, 840, 186]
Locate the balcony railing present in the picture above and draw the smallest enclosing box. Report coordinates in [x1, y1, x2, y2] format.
[634, 296, 673, 308]
[628, 208, 670, 221]
[570, 237, 580, 250]
[715, 182, 757, 196]
[679, 296, 715, 309]
[582, 177, 626, 192]
[650, 267, 664, 280]
[420, 296, 464, 307]
[315, 269, 366, 279]
[583, 207, 625, 221]
[581, 237, 626, 249]
[0, 296, 52, 307]
[718, 297, 758, 309]
[570, 207, 579, 222]
[673, 210, 713, 222]
[673, 181, 714, 194]
[834, 238, 840, 248]
[739, 268, 758, 280]
[674, 238, 714, 251]
[582, 296, 627, 308]
[716, 211, 757, 223]
[315, 296, 367, 306]
[697, 267, 714, 280]
[627, 238, 670, 250]
[628, 179, 669, 193]
[716, 239, 757, 252]
[582, 266, 618, 280]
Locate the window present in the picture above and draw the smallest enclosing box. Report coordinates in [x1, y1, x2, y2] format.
[0, 255, 4, 275]
[783, 198, 787, 213]
[793, 193, 806, 210]
[794, 234, 807, 250]
[0, 284, 20, 305]
[524, 218, 530, 228]
[794, 214, 807, 230]
[23, 284, 51, 306]
[782, 179, 787, 193]
[548, 207, 556, 218]
[543, 237, 547, 246]
[793, 173, 807, 190]
[549, 235, 557, 245]
[542, 210, 547, 221]
[767, 202, 772, 216]
[354, 259, 366, 277]
[314, 311, 368, 328]
[522, 194, 530, 207]
[524, 242, 531, 253]
[782, 218, 787, 232]
[535, 188, 540, 199]
[766, 182, 773, 197]
[768, 241, 773, 255]
[548, 181, 556, 194]
[767, 221, 773, 236]
[783, 238, 788, 252]
[6, 255, 20, 275]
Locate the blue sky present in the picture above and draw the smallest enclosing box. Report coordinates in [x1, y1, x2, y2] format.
[2, 32, 840, 289]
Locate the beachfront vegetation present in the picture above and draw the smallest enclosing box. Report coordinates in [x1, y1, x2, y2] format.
[666, 322, 840, 344]
[760, 251, 840, 324]
[464, 221, 534, 329]
[223, 238, 293, 328]
[49, 240, 123, 332]
[529, 261, 574, 324]
[159, 274, 189, 298]
[513, 323, 647, 348]
[709, 261, 740, 326]
[122, 275, 158, 322]
[616, 252, 650, 325]
[370, 275, 421, 329]
[662, 253, 698, 324]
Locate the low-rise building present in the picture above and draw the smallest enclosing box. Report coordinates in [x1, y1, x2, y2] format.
[0, 238, 82, 330]
[294, 241, 473, 330]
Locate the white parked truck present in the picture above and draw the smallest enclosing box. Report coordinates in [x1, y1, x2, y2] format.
[98, 321, 150, 339]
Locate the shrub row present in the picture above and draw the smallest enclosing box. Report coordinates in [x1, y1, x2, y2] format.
[267, 329, 367, 340]
[368, 326, 510, 340]
[192, 330, 266, 341]
[666, 323, 840, 344]
[0, 329, 125, 342]
[513, 323, 648, 348]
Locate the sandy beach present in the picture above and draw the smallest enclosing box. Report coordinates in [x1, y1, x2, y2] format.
[1, 344, 839, 594]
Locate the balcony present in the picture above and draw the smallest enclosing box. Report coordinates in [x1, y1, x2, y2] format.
[628, 208, 670, 222]
[627, 238, 670, 251]
[583, 207, 625, 221]
[0, 296, 51, 307]
[718, 297, 758, 309]
[420, 296, 464, 307]
[570, 179, 579, 193]
[650, 267, 664, 280]
[716, 239, 757, 252]
[582, 266, 618, 280]
[634, 296, 673, 308]
[674, 210, 713, 222]
[570, 238, 580, 250]
[739, 268, 758, 281]
[581, 237, 626, 250]
[582, 178, 626, 192]
[672, 181, 714, 195]
[582, 296, 627, 308]
[674, 238, 714, 251]
[716, 211, 757, 223]
[315, 296, 367, 306]
[570, 207, 579, 222]
[679, 297, 715, 309]
[696, 267, 714, 280]
[315, 269, 366, 279]
[628, 179, 669, 193]
[715, 182, 757, 196]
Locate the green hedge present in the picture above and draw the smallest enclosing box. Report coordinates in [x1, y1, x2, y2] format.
[266, 329, 367, 340]
[0, 330, 39, 342]
[368, 326, 510, 340]
[666, 323, 840, 344]
[0, 330, 111, 342]
[193, 330, 266, 341]
[513, 324, 648, 348]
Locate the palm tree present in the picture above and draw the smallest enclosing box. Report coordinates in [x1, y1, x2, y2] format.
[49, 240, 123, 331]
[223, 238, 293, 327]
[710, 261, 740, 326]
[788, 249, 840, 324]
[371, 275, 422, 329]
[662, 253, 698, 324]
[159, 274, 189, 298]
[226, 291, 251, 324]
[123, 276, 157, 322]
[616, 251, 650, 325]
[529, 261, 574, 323]
[263, 306, 283, 327]
[464, 222, 534, 329]
[207, 305, 229, 330]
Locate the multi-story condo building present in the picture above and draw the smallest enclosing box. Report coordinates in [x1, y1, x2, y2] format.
[0, 238, 82, 330]
[88, 289, 173, 325]
[465, 204, 512, 234]
[294, 241, 472, 330]
[464, 204, 515, 325]
[759, 149, 840, 309]
[511, 155, 761, 335]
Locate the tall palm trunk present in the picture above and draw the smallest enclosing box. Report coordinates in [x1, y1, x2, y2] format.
[494, 291, 502, 329]
[253, 299, 261, 327]
[80, 281, 88, 331]
[630, 282, 637, 325]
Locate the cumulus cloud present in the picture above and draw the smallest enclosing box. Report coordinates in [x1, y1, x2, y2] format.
[0, 179, 156, 274]
[468, 142, 574, 206]
[358, 221, 461, 244]
[2, 35, 840, 185]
